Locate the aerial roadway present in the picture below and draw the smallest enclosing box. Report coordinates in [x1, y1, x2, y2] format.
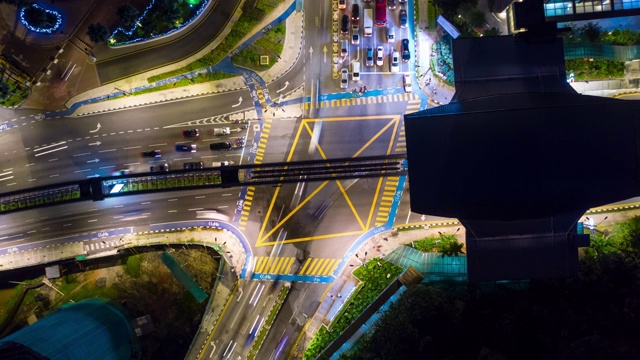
[0, 0, 425, 358]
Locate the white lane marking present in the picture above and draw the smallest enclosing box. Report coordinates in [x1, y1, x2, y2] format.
[0, 176, 14, 182]
[41, 228, 49, 231]
[99, 165, 115, 169]
[49, 174, 59, 177]
[141, 202, 151, 205]
[35, 146, 68, 157]
[188, 208, 204, 211]
[34, 141, 66, 152]
[74, 169, 91, 173]
[218, 205, 229, 209]
[113, 215, 123, 219]
[73, 152, 91, 157]
[25, 163, 34, 167]
[175, 157, 192, 161]
[48, 158, 58, 162]
[201, 155, 217, 158]
[6, 183, 16, 186]
[222, 194, 232, 196]
[124, 146, 140, 149]
[88, 219, 97, 222]
[195, 196, 206, 199]
[2, 168, 12, 171]
[113, 205, 124, 208]
[149, 143, 166, 147]
[99, 149, 116, 153]
[0, 171, 13, 176]
[168, 210, 177, 213]
[124, 162, 140, 166]
[63, 223, 72, 226]
[28, 179, 36, 182]
[27, 230, 36, 234]
[168, 199, 178, 202]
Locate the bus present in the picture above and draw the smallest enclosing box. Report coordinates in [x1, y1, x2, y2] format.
[375, 0, 387, 27]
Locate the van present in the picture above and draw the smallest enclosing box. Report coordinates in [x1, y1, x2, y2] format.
[341, 40, 348, 57]
[352, 61, 360, 81]
[387, 26, 395, 43]
[210, 142, 232, 151]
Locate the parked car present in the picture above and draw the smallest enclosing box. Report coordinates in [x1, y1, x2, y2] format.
[183, 162, 204, 170]
[340, 68, 349, 89]
[341, 40, 349, 57]
[142, 150, 161, 158]
[352, 33, 360, 45]
[387, 0, 397, 10]
[212, 161, 230, 167]
[387, 25, 395, 43]
[182, 129, 200, 138]
[376, 46, 384, 66]
[339, 0, 346, 10]
[352, 61, 360, 81]
[175, 144, 196, 152]
[366, 47, 374, 67]
[389, 51, 400, 72]
[341, 14, 349, 34]
[403, 74, 412, 93]
[399, 9, 407, 28]
[150, 163, 169, 172]
[401, 38, 410, 62]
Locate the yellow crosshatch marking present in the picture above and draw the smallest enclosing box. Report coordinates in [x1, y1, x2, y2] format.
[257, 115, 401, 246]
[253, 256, 296, 274]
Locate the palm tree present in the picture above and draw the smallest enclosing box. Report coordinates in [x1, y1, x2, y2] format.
[87, 23, 110, 44]
[440, 239, 465, 258]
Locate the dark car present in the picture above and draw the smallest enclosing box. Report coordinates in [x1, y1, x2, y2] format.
[182, 129, 200, 138]
[175, 144, 197, 152]
[341, 14, 349, 34]
[387, 0, 397, 9]
[183, 161, 204, 170]
[210, 142, 232, 151]
[150, 163, 169, 172]
[351, 4, 360, 21]
[401, 38, 410, 62]
[399, 9, 407, 28]
[142, 150, 161, 158]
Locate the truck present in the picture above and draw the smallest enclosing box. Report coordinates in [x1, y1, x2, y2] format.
[363, 9, 373, 37]
[214, 127, 230, 135]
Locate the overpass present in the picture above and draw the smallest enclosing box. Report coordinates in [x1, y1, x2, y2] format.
[0, 154, 407, 215]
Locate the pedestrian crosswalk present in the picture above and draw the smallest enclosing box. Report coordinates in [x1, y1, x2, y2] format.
[238, 186, 255, 231]
[253, 256, 296, 274]
[84, 241, 118, 252]
[374, 176, 400, 227]
[298, 257, 341, 277]
[252, 256, 342, 276]
[395, 126, 406, 154]
[405, 98, 421, 114]
[254, 118, 272, 165]
[164, 115, 228, 128]
[304, 93, 418, 109]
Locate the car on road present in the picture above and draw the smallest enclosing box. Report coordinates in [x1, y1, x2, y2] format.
[352, 33, 360, 45]
[150, 163, 169, 172]
[339, 0, 346, 10]
[366, 47, 374, 66]
[341, 40, 349, 57]
[401, 38, 410, 62]
[399, 9, 407, 28]
[340, 68, 348, 89]
[403, 74, 412, 93]
[351, 4, 360, 21]
[388, 0, 397, 10]
[142, 150, 161, 158]
[376, 46, 384, 66]
[210, 142, 232, 151]
[212, 161, 230, 167]
[111, 169, 130, 176]
[183, 161, 204, 170]
[175, 144, 196, 152]
[387, 25, 395, 43]
[389, 51, 400, 72]
[182, 129, 199, 138]
[352, 61, 360, 81]
[341, 14, 349, 34]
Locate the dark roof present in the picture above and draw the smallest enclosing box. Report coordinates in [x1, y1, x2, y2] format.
[405, 91, 640, 221]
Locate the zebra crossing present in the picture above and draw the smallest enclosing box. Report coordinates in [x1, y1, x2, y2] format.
[253, 256, 296, 275]
[252, 256, 342, 277]
[304, 93, 419, 109]
[238, 186, 255, 231]
[374, 176, 401, 227]
[84, 240, 118, 252]
[298, 257, 341, 277]
[405, 98, 421, 114]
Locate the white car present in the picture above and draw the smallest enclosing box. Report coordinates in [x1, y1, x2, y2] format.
[403, 74, 412, 93]
[389, 51, 400, 73]
[352, 61, 360, 81]
[352, 33, 360, 45]
[340, 68, 349, 89]
[376, 46, 384, 66]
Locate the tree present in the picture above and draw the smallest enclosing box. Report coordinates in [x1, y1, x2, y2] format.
[579, 22, 602, 42]
[87, 23, 110, 44]
[22, 3, 56, 29]
[116, 3, 139, 28]
[440, 239, 465, 258]
[466, 9, 486, 29]
[484, 27, 501, 36]
[0, 81, 11, 101]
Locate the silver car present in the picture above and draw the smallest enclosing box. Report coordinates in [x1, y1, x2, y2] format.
[340, 68, 349, 89]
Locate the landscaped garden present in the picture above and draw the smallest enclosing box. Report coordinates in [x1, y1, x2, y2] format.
[302, 258, 403, 359]
[412, 233, 465, 257]
[20, 3, 62, 33]
[232, 23, 286, 71]
[432, 36, 455, 85]
[110, 0, 209, 46]
[0, 57, 30, 108]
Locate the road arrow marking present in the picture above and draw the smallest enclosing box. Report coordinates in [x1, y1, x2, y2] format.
[87, 174, 100, 178]
[323, 46, 327, 63]
[87, 159, 100, 163]
[230, 128, 243, 132]
[231, 97, 243, 107]
[309, 46, 313, 62]
[89, 123, 101, 133]
[89, 141, 101, 146]
[276, 81, 289, 93]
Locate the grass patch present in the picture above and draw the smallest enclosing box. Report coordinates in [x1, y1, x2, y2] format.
[148, 0, 286, 83]
[566, 58, 625, 81]
[125, 255, 142, 278]
[232, 23, 285, 71]
[428, 3, 437, 30]
[303, 259, 403, 359]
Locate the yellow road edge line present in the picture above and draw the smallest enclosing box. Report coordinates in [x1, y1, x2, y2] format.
[366, 177, 384, 229]
[198, 281, 239, 360]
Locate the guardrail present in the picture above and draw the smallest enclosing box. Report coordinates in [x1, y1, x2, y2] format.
[0, 155, 407, 215]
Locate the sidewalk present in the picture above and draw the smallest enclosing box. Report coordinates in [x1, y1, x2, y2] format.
[63, 0, 303, 117]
